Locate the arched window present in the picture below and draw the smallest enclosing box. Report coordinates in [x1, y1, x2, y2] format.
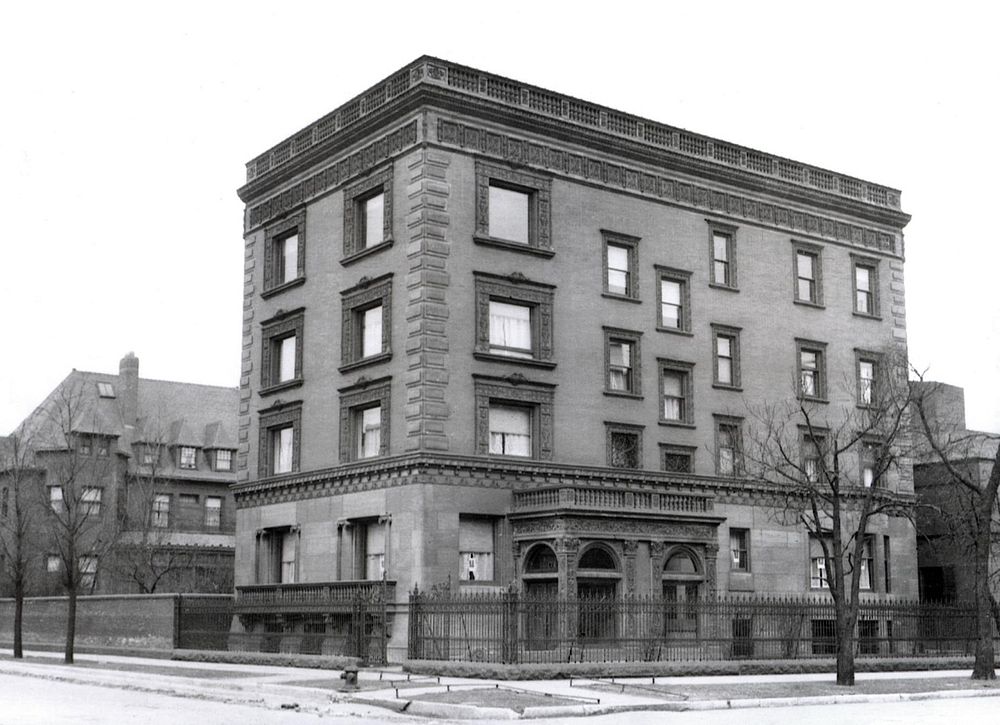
[524, 544, 558, 575]
[662, 548, 704, 635]
[579, 546, 617, 571]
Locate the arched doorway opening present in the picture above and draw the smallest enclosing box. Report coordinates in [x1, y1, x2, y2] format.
[662, 548, 703, 635]
[576, 544, 620, 641]
[522, 543, 558, 649]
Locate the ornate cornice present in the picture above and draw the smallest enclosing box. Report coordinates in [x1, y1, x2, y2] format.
[439, 119, 898, 255]
[241, 56, 905, 221]
[231, 451, 916, 511]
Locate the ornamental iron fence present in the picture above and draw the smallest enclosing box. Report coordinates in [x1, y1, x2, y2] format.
[408, 588, 991, 664]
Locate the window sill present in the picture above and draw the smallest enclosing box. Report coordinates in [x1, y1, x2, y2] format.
[712, 383, 743, 392]
[655, 326, 694, 337]
[658, 420, 696, 429]
[473, 352, 557, 369]
[852, 311, 883, 321]
[708, 282, 740, 293]
[340, 238, 394, 267]
[601, 292, 642, 304]
[338, 351, 392, 374]
[793, 299, 826, 310]
[603, 390, 643, 400]
[473, 235, 555, 258]
[259, 378, 304, 397]
[261, 277, 305, 299]
[798, 395, 830, 405]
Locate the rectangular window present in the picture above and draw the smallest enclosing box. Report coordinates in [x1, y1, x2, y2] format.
[489, 405, 531, 456]
[606, 423, 642, 469]
[49, 486, 64, 513]
[475, 161, 552, 256]
[277, 232, 299, 286]
[47, 555, 60, 573]
[281, 530, 297, 583]
[489, 301, 532, 358]
[604, 327, 642, 396]
[856, 352, 881, 406]
[796, 340, 828, 400]
[474, 273, 555, 365]
[362, 191, 385, 249]
[82, 487, 102, 517]
[179, 446, 197, 470]
[96, 382, 115, 398]
[340, 274, 392, 371]
[602, 231, 640, 299]
[261, 308, 304, 391]
[708, 223, 738, 289]
[339, 379, 390, 463]
[459, 517, 496, 582]
[97, 439, 109, 457]
[858, 538, 874, 590]
[258, 402, 301, 477]
[489, 185, 530, 244]
[272, 427, 294, 474]
[215, 449, 232, 472]
[861, 441, 879, 487]
[852, 255, 880, 317]
[205, 496, 222, 529]
[263, 212, 304, 294]
[659, 359, 694, 425]
[352, 520, 385, 580]
[361, 305, 383, 359]
[883, 536, 892, 593]
[660, 444, 695, 473]
[715, 416, 742, 476]
[356, 405, 382, 460]
[78, 436, 92, 456]
[810, 537, 830, 589]
[78, 555, 98, 590]
[811, 619, 836, 654]
[656, 266, 692, 332]
[343, 166, 392, 260]
[711, 324, 741, 388]
[152, 494, 170, 528]
[256, 527, 297, 584]
[606, 244, 630, 296]
[794, 245, 823, 305]
[730, 528, 750, 572]
[802, 435, 824, 483]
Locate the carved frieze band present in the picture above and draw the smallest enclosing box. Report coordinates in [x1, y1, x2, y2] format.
[438, 119, 896, 254]
[247, 120, 419, 232]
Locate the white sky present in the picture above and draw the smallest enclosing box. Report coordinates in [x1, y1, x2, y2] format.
[1, 1, 998, 434]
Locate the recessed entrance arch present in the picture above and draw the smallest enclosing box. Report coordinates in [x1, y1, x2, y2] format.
[576, 543, 621, 640]
[662, 547, 704, 635]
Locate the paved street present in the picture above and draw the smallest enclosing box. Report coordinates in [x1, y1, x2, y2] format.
[2, 669, 1000, 724]
[0, 673, 414, 725]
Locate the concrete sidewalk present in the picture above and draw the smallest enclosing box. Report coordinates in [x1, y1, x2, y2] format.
[3, 649, 1000, 721]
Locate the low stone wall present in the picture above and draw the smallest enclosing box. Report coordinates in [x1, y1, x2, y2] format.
[0, 594, 227, 651]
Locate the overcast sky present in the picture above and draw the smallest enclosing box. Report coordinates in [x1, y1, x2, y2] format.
[2, 1, 997, 434]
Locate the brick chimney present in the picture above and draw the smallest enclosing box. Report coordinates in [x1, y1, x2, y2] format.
[119, 352, 139, 432]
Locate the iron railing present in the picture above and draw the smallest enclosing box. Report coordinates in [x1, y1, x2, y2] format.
[408, 590, 991, 664]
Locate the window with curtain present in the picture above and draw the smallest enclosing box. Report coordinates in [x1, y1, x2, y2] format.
[459, 517, 495, 582]
[357, 406, 382, 459]
[272, 427, 294, 474]
[489, 301, 532, 358]
[489, 405, 531, 456]
[361, 306, 383, 358]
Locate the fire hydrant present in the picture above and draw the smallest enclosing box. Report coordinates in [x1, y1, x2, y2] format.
[340, 666, 359, 690]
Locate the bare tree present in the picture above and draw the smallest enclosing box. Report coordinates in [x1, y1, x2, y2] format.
[742, 350, 912, 686]
[0, 427, 44, 659]
[912, 378, 1000, 680]
[32, 382, 122, 664]
[109, 434, 195, 593]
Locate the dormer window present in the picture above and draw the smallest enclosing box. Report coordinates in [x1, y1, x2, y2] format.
[96, 382, 115, 398]
[179, 446, 197, 469]
[214, 449, 233, 472]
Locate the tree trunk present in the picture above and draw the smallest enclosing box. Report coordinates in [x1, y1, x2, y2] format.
[13, 579, 24, 659]
[836, 608, 857, 686]
[64, 587, 77, 665]
[971, 504, 996, 680]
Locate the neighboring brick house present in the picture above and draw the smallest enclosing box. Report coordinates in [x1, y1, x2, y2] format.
[0, 353, 237, 595]
[912, 381, 1000, 602]
[234, 57, 916, 661]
